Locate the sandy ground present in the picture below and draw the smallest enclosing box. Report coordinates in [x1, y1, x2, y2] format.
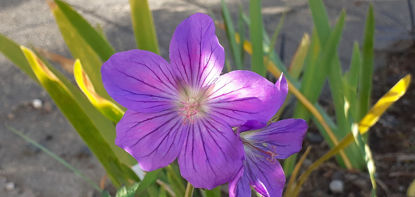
[0, 0, 413, 196]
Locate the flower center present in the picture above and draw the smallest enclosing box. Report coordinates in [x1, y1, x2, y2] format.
[243, 140, 278, 164]
[177, 86, 208, 123]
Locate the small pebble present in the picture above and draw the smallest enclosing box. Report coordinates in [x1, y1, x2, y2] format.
[329, 179, 344, 193]
[7, 113, 15, 120]
[32, 99, 43, 109]
[5, 182, 15, 191]
[43, 101, 52, 112]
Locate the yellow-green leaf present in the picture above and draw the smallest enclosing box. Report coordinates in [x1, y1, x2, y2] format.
[73, 59, 124, 123]
[21, 47, 137, 187]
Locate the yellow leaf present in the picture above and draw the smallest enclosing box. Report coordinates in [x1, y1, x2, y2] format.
[359, 74, 411, 134]
[73, 59, 124, 123]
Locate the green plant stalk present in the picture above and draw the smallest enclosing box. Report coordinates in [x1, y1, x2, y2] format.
[53, 0, 115, 60]
[129, 0, 160, 54]
[50, 1, 110, 100]
[249, 0, 266, 76]
[185, 182, 194, 197]
[358, 5, 375, 120]
[221, 0, 243, 69]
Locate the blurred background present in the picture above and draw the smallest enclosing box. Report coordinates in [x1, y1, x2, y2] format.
[0, 0, 414, 196]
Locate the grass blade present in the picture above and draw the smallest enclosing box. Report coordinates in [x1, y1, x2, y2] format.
[249, 0, 265, 76]
[135, 169, 162, 195]
[0, 34, 36, 81]
[129, 0, 159, 54]
[351, 124, 377, 196]
[50, 1, 110, 100]
[221, 0, 243, 69]
[288, 33, 310, 79]
[201, 187, 222, 197]
[291, 74, 411, 195]
[358, 5, 375, 120]
[52, 0, 115, 60]
[7, 126, 102, 192]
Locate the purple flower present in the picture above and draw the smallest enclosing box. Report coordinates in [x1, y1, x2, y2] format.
[228, 76, 307, 197]
[101, 13, 282, 189]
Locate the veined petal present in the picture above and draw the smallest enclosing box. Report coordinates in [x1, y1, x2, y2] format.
[207, 70, 279, 127]
[229, 155, 285, 197]
[178, 118, 244, 189]
[169, 13, 224, 88]
[246, 156, 285, 197]
[246, 119, 307, 159]
[102, 49, 178, 113]
[116, 110, 188, 171]
[229, 168, 251, 197]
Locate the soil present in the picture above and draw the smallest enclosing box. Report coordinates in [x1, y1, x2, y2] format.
[299, 42, 415, 197]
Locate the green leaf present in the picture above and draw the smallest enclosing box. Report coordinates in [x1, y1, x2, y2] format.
[201, 187, 222, 197]
[221, 0, 243, 69]
[344, 42, 362, 122]
[249, 0, 265, 76]
[50, 1, 110, 100]
[52, 0, 115, 60]
[129, 0, 160, 54]
[115, 183, 140, 197]
[135, 169, 162, 195]
[288, 33, 310, 79]
[21, 47, 135, 187]
[166, 165, 185, 196]
[266, 13, 285, 57]
[7, 126, 102, 192]
[358, 5, 375, 120]
[350, 124, 376, 196]
[0, 34, 36, 81]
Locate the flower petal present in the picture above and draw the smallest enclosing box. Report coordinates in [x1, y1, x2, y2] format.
[245, 156, 285, 197]
[247, 119, 307, 159]
[274, 74, 288, 113]
[169, 13, 224, 88]
[207, 70, 280, 127]
[229, 168, 251, 197]
[116, 110, 188, 171]
[101, 49, 178, 113]
[178, 118, 244, 189]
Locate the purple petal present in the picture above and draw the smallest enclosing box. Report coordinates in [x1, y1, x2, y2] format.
[169, 13, 224, 88]
[229, 168, 251, 197]
[274, 74, 288, 113]
[207, 70, 280, 127]
[247, 119, 307, 159]
[229, 155, 285, 197]
[245, 156, 285, 197]
[102, 49, 178, 113]
[115, 110, 188, 171]
[178, 118, 244, 189]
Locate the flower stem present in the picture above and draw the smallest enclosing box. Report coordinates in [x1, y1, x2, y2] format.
[184, 182, 194, 197]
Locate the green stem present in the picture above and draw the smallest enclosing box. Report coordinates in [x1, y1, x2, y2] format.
[184, 182, 194, 197]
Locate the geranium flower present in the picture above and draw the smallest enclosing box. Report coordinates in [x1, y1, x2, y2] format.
[101, 13, 282, 189]
[229, 76, 308, 197]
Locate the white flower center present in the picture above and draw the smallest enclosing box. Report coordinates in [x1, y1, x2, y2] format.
[177, 86, 209, 123]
